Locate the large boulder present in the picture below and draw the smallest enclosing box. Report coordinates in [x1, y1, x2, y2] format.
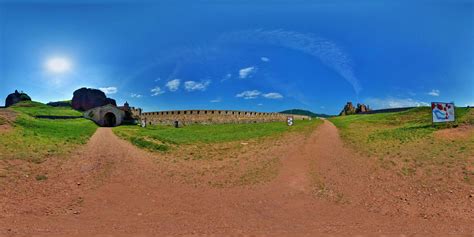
[356, 103, 370, 113]
[339, 102, 356, 116]
[71, 88, 116, 111]
[339, 102, 371, 116]
[5, 90, 31, 107]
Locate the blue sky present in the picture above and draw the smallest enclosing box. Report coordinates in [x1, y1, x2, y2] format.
[0, 0, 473, 114]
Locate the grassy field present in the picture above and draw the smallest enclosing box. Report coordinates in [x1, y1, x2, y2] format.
[113, 119, 322, 152]
[113, 119, 322, 187]
[330, 107, 474, 183]
[0, 101, 97, 163]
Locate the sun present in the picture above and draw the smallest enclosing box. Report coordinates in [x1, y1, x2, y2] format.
[45, 57, 71, 73]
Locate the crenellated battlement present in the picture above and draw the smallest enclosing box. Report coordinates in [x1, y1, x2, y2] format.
[140, 109, 311, 126]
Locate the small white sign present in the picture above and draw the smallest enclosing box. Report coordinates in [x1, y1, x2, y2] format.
[287, 116, 294, 126]
[431, 102, 455, 123]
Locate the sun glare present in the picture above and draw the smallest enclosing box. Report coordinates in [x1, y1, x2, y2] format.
[45, 57, 71, 73]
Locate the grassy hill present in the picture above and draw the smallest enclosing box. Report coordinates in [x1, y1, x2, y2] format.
[329, 107, 474, 183]
[280, 109, 332, 118]
[0, 101, 97, 163]
[11, 101, 82, 117]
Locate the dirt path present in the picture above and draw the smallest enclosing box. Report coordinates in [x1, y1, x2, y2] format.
[1, 120, 473, 235]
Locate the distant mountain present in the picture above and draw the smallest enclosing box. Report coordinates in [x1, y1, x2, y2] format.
[280, 109, 333, 118]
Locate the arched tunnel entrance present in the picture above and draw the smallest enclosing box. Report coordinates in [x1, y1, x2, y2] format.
[104, 112, 117, 127]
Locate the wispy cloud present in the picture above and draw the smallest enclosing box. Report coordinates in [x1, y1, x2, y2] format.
[131, 93, 142, 98]
[262, 92, 283, 99]
[239, 66, 257, 79]
[184, 80, 211, 91]
[210, 98, 221, 103]
[236, 90, 261, 99]
[221, 73, 232, 82]
[261, 57, 270, 62]
[428, 89, 440, 96]
[166, 79, 180, 92]
[151, 86, 165, 96]
[99, 86, 117, 95]
[365, 97, 429, 109]
[218, 29, 361, 93]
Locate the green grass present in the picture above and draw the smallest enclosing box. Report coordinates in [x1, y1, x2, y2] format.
[0, 117, 5, 125]
[0, 102, 97, 163]
[331, 107, 473, 142]
[114, 119, 322, 152]
[10, 101, 82, 117]
[329, 107, 474, 179]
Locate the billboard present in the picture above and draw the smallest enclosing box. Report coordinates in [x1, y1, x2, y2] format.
[431, 102, 455, 123]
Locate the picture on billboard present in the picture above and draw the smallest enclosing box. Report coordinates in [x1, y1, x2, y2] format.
[431, 102, 455, 123]
[287, 116, 294, 126]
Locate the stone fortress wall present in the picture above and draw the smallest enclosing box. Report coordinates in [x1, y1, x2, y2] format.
[140, 109, 311, 126]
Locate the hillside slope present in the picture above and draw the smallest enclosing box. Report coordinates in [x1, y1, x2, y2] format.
[329, 107, 474, 185]
[0, 101, 97, 162]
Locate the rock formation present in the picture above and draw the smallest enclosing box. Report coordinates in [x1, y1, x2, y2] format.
[71, 88, 117, 111]
[339, 102, 356, 116]
[5, 90, 31, 107]
[356, 103, 370, 113]
[339, 102, 371, 116]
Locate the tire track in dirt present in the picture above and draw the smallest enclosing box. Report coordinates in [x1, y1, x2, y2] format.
[1, 122, 473, 235]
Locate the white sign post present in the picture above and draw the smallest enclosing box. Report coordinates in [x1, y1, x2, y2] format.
[431, 102, 455, 123]
[287, 116, 294, 126]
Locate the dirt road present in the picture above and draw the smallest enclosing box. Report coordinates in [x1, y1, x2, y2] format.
[1, 120, 472, 235]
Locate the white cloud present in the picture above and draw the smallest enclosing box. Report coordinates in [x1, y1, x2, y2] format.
[131, 93, 142, 98]
[258, 103, 263, 106]
[239, 66, 257, 79]
[155, 77, 161, 82]
[99, 86, 117, 95]
[428, 89, 440, 96]
[262, 92, 283, 99]
[210, 98, 221, 103]
[166, 79, 180, 91]
[184, 80, 211, 91]
[236, 90, 261, 99]
[365, 97, 429, 109]
[261, 57, 270, 62]
[151, 86, 165, 96]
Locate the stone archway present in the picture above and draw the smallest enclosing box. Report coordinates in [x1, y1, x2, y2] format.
[104, 112, 117, 127]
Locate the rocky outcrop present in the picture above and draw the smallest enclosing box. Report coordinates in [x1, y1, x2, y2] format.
[356, 103, 370, 113]
[71, 88, 116, 111]
[339, 102, 371, 116]
[339, 102, 356, 116]
[5, 90, 31, 107]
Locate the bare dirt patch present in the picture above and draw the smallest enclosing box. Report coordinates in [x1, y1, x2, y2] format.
[434, 125, 474, 140]
[0, 123, 473, 235]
